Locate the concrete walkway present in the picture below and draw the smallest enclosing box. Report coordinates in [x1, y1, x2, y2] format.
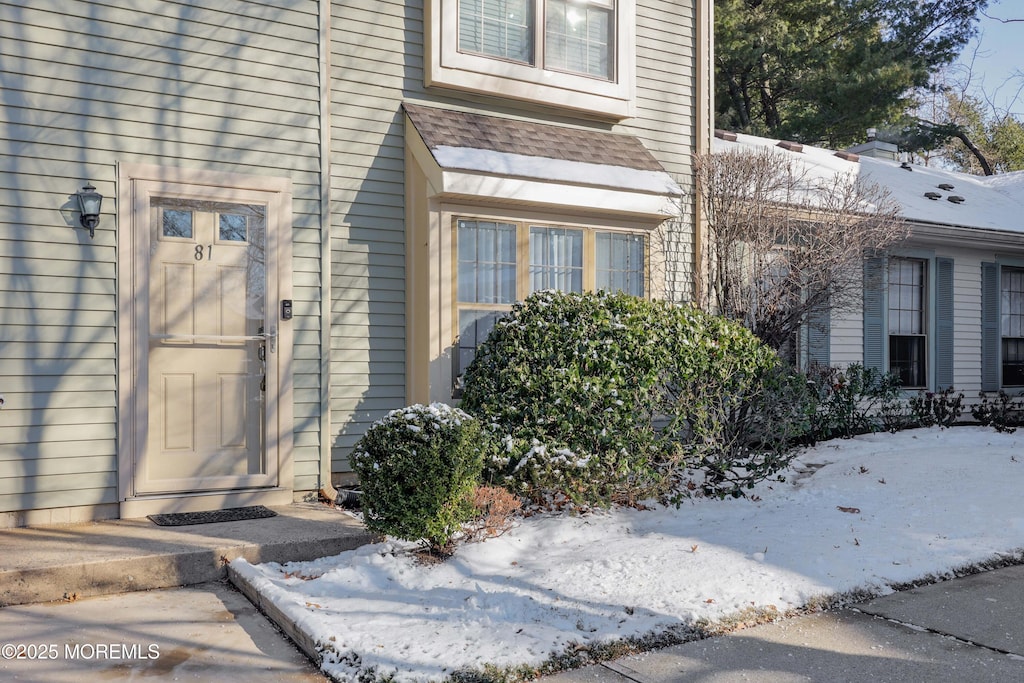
[0, 503, 374, 606]
[544, 565, 1024, 682]
[0, 580, 328, 682]
[0, 503, 373, 681]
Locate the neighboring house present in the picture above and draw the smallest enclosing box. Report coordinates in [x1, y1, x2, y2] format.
[0, 1, 711, 526]
[713, 131, 1024, 398]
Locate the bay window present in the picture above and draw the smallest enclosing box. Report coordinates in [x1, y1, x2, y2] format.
[454, 217, 646, 384]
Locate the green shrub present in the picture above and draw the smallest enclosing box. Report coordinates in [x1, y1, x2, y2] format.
[806, 363, 901, 438]
[461, 290, 800, 504]
[972, 391, 1024, 433]
[350, 403, 487, 553]
[906, 387, 965, 428]
[677, 361, 819, 498]
[653, 311, 803, 497]
[461, 290, 677, 506]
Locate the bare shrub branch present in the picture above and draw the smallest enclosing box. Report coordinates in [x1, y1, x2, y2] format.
[694, 146, 909, 352]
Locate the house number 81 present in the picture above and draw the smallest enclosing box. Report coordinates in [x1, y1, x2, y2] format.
[194, 244, 213, 261]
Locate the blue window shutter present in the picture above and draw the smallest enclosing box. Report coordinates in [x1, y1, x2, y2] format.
[934, 257, 954, 390]
[863, 256, 885, 373]
[806, 304, 831, 368]
[981, 262, 1000, 391]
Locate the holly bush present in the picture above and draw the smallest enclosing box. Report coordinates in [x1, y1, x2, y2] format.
[461, 290, 799, 505]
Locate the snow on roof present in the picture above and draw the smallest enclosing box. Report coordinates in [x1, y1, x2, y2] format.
[432, 145, 683, 196]
[714, 132, 1024, 235]
[404, 103, 683, 197]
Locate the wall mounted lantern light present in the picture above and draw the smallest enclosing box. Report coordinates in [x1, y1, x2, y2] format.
[76, 183, 103, 238]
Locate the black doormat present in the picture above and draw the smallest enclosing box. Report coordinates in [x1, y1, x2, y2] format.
[147, 505, 278, 527]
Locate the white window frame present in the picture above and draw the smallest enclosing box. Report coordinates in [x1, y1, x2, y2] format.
[427, 0, 636, 119]
[1000, 265, 1024, 388]
[887, 256, 928, 389]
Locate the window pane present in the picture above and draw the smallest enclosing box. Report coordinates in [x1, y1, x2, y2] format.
[459, 0, 534, 64]
[455, 308, 505, 383]
[596, 232, 644, 296]
[529, 226, 583, 293]
[545, 0, 613, 80]
[889, 335, 926, 388]
[1002, 267, 1024, 339]
[458, 220, 517, 304]
[219, 213, 247, 242]
[1004, 338, 1024, 387]
[1001, 267, 1024, 385]
[888, 258, 924, 335]
[163, 209, 193, 238]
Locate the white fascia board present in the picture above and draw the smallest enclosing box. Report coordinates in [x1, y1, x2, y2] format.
[433, 146, 682, 196]
[439, 169, 680, 221]
[907, 221, 1024, 250]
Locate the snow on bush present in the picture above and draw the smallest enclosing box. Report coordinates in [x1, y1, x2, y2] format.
[351, 403, 487, 553]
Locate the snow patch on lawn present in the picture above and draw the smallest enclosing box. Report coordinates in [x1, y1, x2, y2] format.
[231, 427, 1024, 681]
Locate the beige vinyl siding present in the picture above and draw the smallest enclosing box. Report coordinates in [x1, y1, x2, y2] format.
[328, 0, 699, 472]
[0, 0, 323, 514]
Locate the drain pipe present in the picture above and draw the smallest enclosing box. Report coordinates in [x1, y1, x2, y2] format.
[318, 0, 338, 504]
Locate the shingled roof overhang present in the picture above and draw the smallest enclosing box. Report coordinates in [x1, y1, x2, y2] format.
[403, 103, 682, 221]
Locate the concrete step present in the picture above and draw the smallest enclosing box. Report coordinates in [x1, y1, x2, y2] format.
[0, 503, 375, 607]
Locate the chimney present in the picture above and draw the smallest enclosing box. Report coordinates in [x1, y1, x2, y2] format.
[846, 128, 898, 160]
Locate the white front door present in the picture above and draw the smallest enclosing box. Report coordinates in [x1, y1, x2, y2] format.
[117, 167, 294, 515]
[141, 199, 272, 493]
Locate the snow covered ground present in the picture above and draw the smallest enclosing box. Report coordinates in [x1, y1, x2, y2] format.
[231, 426, 1024, 682]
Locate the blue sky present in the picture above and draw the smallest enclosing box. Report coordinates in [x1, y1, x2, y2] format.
[955, 4, 1023, 115]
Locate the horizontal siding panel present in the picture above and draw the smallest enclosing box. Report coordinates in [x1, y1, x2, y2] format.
[1, 342, 115, 360]
[0, 273, 115, 296]
[2, 57, 318, 122]
[0, 391, 116, 411]
[0, 455, 115, 478]
[0, 325, 114, 344]
[2, 127, 320, 173]
[0, 96, 319, 147]
[5, 3, 319, 66]
[331, 332, 406, 348]
[332, 357, 405, 374]
[0, 472, 116, 497]
[0, 237, 114, 262]
[0, 487, 115, 513]
[0, 407, 116, 429]
[0, 439, 114, 461]
[0, 422, 116, 445]
[1, 291, 113, 312]
[1, 375, 115, 394]
[0, 310, 115, 328]
[0, 358, 114, 377]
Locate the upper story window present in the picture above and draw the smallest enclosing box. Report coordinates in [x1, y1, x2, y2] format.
[429, 0, 635, 119]
[458, 0, 534, 64]
[544, 0, 614, 79]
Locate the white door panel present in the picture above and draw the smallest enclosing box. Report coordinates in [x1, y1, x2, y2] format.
[138, 199, 271, 494]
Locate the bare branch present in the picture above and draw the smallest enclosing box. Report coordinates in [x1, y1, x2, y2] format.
[694, 147, 908, 355]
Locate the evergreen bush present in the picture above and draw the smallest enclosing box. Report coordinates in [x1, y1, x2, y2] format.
[461, 290, 802, 504]
[972, 391, 1024, 433]
[461, 290, 676, 506]
[350, 403, 487, 553]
